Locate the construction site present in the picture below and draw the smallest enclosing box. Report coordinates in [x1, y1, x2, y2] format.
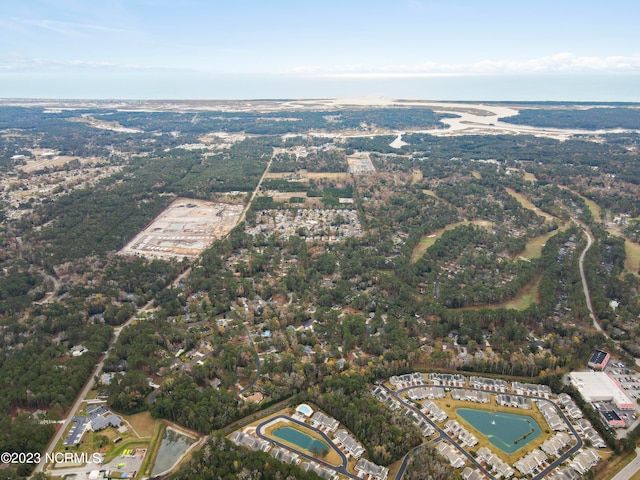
[120, 198, 243, 259]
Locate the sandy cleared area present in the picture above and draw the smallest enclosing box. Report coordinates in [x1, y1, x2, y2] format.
[120, 198, 243, 259]
[19, 151, 100, 173]
[6, 98, 639, 142]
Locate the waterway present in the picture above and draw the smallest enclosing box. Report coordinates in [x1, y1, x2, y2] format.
[456, 408, 542, 454]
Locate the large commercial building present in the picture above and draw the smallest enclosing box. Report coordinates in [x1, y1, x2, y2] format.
[568, 371, 635, 410]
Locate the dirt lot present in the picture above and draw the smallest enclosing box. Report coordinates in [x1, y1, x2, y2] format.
[120, 198, 243, 259]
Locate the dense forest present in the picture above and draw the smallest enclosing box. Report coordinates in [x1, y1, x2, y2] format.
[501, 107, 640, 130]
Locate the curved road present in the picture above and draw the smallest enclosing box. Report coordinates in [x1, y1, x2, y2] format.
[576, 221, 607, 336]
[385, 384, 583, 480]
[255, 415, 358, 478]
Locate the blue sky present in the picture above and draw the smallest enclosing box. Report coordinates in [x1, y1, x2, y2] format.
[2, 0, 640, 99]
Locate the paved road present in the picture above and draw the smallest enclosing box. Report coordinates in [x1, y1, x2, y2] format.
[33, 297, 156, 476]
[576, 221, 608, 336]
[388, 384, 584, 480]
[611, 447, 640, 480]
[255, 415, 358, 478]
[380, 384, 495, 479]
[237, 151, 274, 226]
[33, 149, 276, 476]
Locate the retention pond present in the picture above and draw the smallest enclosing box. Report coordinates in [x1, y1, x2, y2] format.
[273, 426, 329, 456]
[456, 408, 542, 454]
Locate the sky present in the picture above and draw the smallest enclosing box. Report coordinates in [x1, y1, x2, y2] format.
[2, 0, 640, 100]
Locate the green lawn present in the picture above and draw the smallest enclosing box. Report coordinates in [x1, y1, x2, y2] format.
[410, 220, 492, 264]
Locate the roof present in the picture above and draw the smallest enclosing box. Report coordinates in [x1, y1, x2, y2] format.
[601, 410, 622, 422]
[588, 349, 609, 367]
[569, 371, 634, 408]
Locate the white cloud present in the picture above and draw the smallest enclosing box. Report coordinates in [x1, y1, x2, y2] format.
[290, 53, 640, 77]
[0, 56, 156, 72]
[5, 17, 124, 36]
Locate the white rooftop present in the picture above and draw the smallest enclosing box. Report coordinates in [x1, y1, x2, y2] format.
[569, 371, 634, 408]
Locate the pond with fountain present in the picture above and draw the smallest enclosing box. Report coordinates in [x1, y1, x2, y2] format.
[456, 408, 542, 454]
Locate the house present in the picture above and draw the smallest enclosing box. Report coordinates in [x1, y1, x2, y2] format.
[548, 467, 581, 480]
[421, 401, 448, 422]
[230, 431, 271, 452]
[476, 447, 514, 478]
[495, 394, 531, 409]
[514, 449, 547, 476]
[429, 373, 466, 387]
[406, 386, 445, 400]
[461, 467, 483, 480]
[389, 372, 424, 389]
[71, 345, 88, 357]
[311, 411, 339, 433]
[540, 433, 571, 457]
[435, 442, 466, 468]
[355, 458, 389, 480]
[469, 376, 508, 392]
[301, 461, 338, 480]
[270, 447, 300, 465]
[334, 429, 365, 458]
[569, 449, 600, 474]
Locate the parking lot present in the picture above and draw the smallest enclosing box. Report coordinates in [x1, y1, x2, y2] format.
[607, 362, 640, 401]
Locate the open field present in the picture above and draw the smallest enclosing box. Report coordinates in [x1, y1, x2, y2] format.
[460, 276, 541, 311]
[120, 198, 243, 259]
[605, 226, 640, 277]
[264, 190, 309, 202]
[505, 188, 556, 223]
[522, 225, 570, 260]
[624, 239, 640, 276]
[561, 187, 603, 221]
[19, 153, 100, 173]
[410, 220, 492, 264]
[411, 169, 423, 184]
[523, 171, 538, 182]
[124, 411, 160, 438]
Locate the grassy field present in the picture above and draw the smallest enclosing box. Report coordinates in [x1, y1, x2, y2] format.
[124, 411, 160, 438]
[410, 220, 493, 264]
[504, 188, 556, 223]
[522, 225, 570, 260]
[605, 227, 640, 277]
[560, 187, 602, 221]
[411, 169, 423, 185]
[471, 171, 482, 179]
[458, 275, 540, 312]
[422, 189, 438, 198]
[595, 448, 636, 480]
[624, 240, 640, 276]
[523, 171, 538, 182]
